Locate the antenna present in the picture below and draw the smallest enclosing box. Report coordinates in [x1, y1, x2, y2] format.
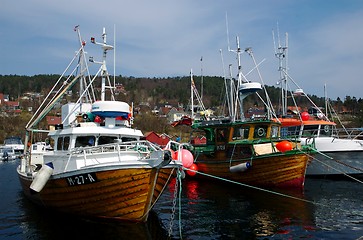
[226, 12, 231, 52]
[190, 69, 194, 119]
[113, 24, 116, 89]
[273, 24, 289, 116]
[200, 56, 203, 102]
[90, 27, 114, 101]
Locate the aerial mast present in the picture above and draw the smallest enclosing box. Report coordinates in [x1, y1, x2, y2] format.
[273, 27, 289, 116]
[90, 27, 114, 101]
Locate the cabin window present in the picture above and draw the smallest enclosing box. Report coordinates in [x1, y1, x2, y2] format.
[56, 137, 63, 150]
[75, 136, 96, 147]
[56, 136, 70, 150]
[121, 137, 137, 142]
[98, 136, 117, 145]
[63, 136, 70, 150]
[48, 138, 54, 149]
[253, 125, 268, 138]
[216, 128, 228, 142]
[232, 126, 250, 140]
[302, 125, 319, 136]
[285, 126, 300, 137]
[271, 126, 279, 138]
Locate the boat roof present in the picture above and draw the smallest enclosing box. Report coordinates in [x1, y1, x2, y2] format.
[277, 118, 336, 127]
[48, 124, 144, 137]
[193, 119, 280, 129]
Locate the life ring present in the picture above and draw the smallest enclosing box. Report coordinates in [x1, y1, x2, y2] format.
[257, 128, 265, 137]
[324, 125, 330, 133]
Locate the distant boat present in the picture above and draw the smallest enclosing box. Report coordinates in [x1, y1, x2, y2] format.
[187, 37, 315, 189]
[0, 146, 16, 161]
[273, 30, 363, 178]
[17, 27, 183, 222]
[3, 136, 24, 155]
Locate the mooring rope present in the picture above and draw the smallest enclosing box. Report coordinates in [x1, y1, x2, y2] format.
[182, 166, 328, 207]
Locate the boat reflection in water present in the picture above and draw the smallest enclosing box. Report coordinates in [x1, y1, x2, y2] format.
[164, 178, 316, 239]
[19, 192, 169, 240]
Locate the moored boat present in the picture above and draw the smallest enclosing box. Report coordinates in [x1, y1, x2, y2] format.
[278, 113, 363, 177]
[273, 31, 363, 178]
[17, 27, 183, 222]
[190, 119, 311, 188]
[3, 136, 24, 157]
[187, 37, 315, 189]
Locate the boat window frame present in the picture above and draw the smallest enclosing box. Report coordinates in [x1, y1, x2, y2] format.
[232, 125, 250, 140]
[56, 137, 63, 150]
[98, 136, 118, 145]
[302, 125, 320, 137]
[215, 128, 229, 143]
[56, 136, 71, 151]
[270, 125, 280, 138]
[75, 136, 96, 148]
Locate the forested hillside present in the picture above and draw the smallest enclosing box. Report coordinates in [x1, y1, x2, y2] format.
[0, 74, 362, 143]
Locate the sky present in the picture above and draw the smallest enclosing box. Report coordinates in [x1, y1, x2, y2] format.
[1, 0, 363, 100]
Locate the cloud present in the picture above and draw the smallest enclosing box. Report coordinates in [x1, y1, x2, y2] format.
[1, 0, 363, 99]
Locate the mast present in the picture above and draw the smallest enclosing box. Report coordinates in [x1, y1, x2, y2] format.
[190, 69, 194, 119]
[200, 57, 204, 103]
[273, 29, 289, 116]
[90, 27, 114, 101]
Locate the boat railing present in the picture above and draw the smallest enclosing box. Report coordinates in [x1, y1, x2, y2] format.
[70, 140, 162, 155]
[333, 128, 363, 140]
[64, 140, 163, 169]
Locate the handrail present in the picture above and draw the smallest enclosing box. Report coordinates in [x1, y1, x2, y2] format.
[63, 140, 163, 171]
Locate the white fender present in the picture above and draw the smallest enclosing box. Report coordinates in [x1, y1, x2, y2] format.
[230, 162, 251, 173]
[30, 162, 54, 193]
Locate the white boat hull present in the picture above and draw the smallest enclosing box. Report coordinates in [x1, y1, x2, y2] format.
[304, 137, 363, 176]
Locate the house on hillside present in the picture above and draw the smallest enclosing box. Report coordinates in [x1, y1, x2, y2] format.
[144, 131, 172, 147]
[167, 107, 187, 124]
[190, 135, 206, 145]
[46, 116, 62, 130]
[0, 93, 21, 114]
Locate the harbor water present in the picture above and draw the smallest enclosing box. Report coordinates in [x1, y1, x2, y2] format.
[1, 160, 362, 239]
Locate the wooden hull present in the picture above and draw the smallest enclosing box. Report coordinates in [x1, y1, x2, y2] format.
[192, 151, 309, 188]
[17, 166, 176, 222]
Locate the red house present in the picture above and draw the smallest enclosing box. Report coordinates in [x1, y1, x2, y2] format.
[144, 131, 171, 147]
[46, 116, 61, 130]
[190, 136, 206, 145]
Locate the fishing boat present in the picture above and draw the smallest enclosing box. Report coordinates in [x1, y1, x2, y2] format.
[273, 31, 363, 178]
[17, 27, 183, 222]
[187, 37, 315, 189]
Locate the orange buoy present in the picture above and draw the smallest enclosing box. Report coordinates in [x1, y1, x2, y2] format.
[186, 163, 198, 176]
[301, 112, 310, 121]
[276, 140, 293, 153]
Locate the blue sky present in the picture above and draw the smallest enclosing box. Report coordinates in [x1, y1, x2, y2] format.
[1, 0, 363, 100]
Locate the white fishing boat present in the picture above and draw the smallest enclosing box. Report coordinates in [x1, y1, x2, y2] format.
[17, 27, 184, 222]
[3, 136, 24, 156]
[273, 31, 363, 178]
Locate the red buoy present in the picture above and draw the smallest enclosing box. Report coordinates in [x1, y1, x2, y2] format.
[186, 163, 198, 177]
[301, 112, 310, 121]
[276, 140, 293, 153]
[175, 149, 194, 168]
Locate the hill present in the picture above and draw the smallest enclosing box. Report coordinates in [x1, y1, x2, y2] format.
[0, 74, 362, 143]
